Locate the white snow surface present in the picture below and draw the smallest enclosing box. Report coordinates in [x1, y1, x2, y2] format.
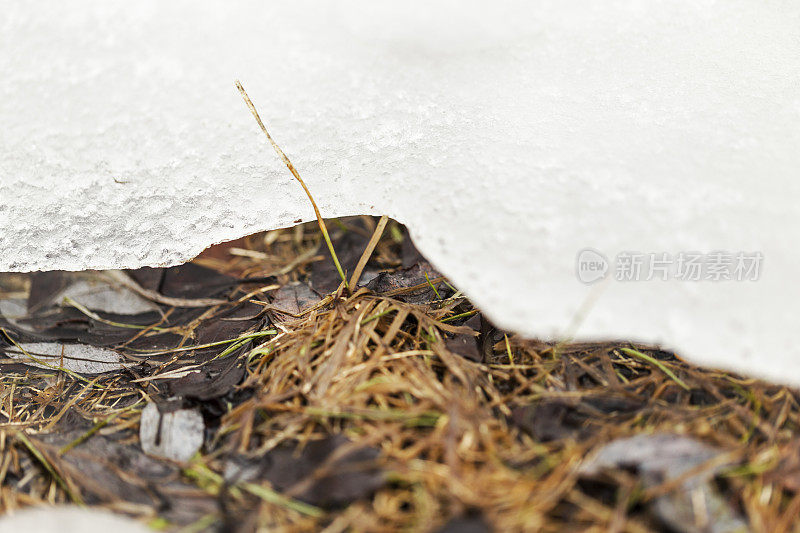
[140, 403, 205, 462]
[0, 506, 149, 533]
[1, 2, 799, 383]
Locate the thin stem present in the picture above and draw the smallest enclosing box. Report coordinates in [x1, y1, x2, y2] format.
[235, 81, 349, 291]
[620, 347, 690, 391]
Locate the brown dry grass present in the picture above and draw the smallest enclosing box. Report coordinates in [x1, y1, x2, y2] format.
[2, 220, 800, 532]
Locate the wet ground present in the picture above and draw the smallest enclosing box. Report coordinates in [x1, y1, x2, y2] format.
[0, 217, 798, 532]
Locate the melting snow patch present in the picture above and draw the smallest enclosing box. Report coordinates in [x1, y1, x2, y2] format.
[139, 402, 205, 462]
[0, 506, 150, 533]
[1, 2, 799, 384]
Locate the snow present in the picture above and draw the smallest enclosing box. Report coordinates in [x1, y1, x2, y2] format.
[1, 2, 799, 384]
[0, 506, 149, 533]
[139, 403, 205, 462]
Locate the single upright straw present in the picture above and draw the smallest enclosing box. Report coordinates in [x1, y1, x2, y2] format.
[235, 80, 349, 291]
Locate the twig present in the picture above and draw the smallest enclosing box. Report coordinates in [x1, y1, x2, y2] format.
[349, 215, 389, 288]
[63, 296, 167, 331]
[103, 270, 227, 307]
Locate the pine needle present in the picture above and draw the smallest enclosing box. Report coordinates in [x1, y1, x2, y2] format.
[620, 347, 690, 391]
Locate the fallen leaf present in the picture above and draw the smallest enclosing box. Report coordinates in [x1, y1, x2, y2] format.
[269, 282, 321, 322]
[580, 434, 746, 533]
[0, 298, 27, 329]
[56, 278, 159, 315]
[365, 262, 451, 305]
[438, 513, 491, 533]
[28, 272, 158, 315]
[4, 342, 131, 374]
[27, 272, 69, 313]
[511, 400, 586, 442]
[580, 433, 724, 482]
[228, 435, 385, 508]
[38, 430, 176, 505]
[159, 263, 236, 299]
[445, 334, 481, 363]
[165, 358, 245, 400]
[125, 267, 164, 292]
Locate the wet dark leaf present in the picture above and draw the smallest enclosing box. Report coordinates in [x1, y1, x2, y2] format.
[38, 430, 175, 505]
[27, 271, 69, 313]
[36, 429, 217, 526]
[511, 399, 586, 442]
[438, 513, 491, 533]
[400, 231, 425, 268]
[311, 223, 373, 293]
[125, 267, 165, 292]
[232, 435, 386, 508]
[269, 282, 321, 322]
[165, 358, 245, 400]
[365, 262, 451, 305]
[28, 272, 158, 315]
[445, 334, 481, 363]
[159, 263, 236, 299]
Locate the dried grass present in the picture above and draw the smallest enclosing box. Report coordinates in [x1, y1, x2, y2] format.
[1, 220, 800, 532]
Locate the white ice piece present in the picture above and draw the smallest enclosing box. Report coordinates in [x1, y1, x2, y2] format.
[139, 403, 205, 462]
[1, 2, 799, 384]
